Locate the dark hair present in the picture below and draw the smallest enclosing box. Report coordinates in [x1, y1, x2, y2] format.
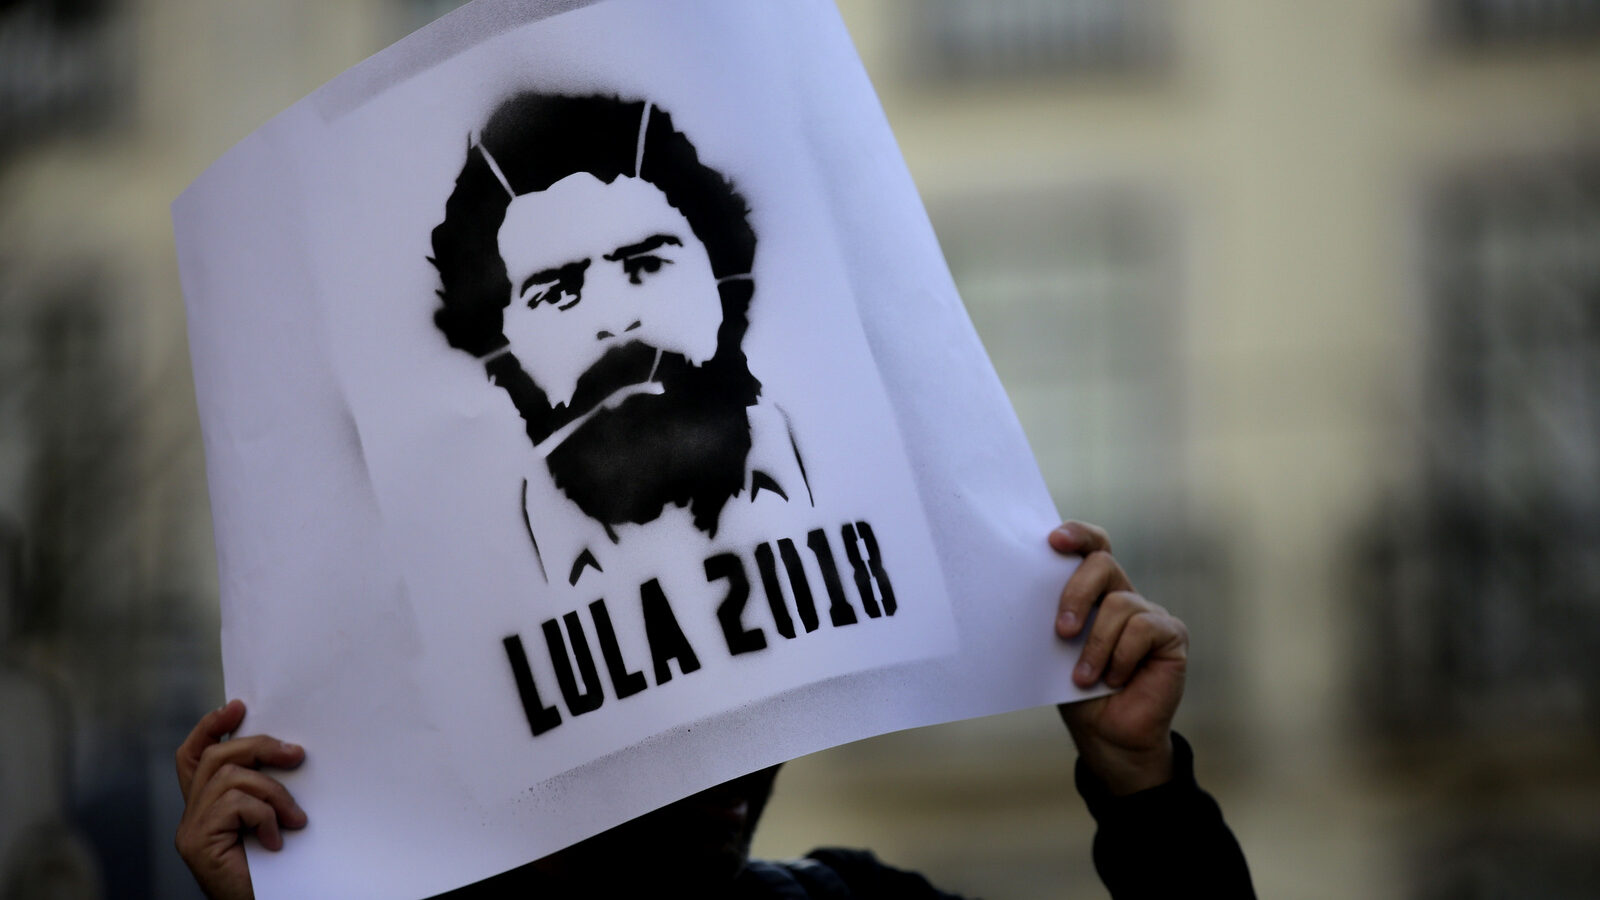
[429, 92, 758, 360]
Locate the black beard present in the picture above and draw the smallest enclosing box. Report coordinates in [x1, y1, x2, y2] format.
[488, 339, 760, 537]
[545, 350, 754, 536]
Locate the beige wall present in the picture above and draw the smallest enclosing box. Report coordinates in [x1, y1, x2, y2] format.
[3, 1, 1598, 896]
[840, 0, 1600, 755]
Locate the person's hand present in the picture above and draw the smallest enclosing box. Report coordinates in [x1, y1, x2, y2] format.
[175, 700, 307, 900]
[1050, 522, 1188, 795]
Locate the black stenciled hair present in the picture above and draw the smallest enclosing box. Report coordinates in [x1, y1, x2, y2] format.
[429, 93, 764, 533]
[430, 92, 757, 359]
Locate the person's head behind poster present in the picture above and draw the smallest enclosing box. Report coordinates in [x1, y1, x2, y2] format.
[430, 93, 765, 535]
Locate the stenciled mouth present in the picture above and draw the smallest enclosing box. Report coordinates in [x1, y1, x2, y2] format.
[532, 347, 663, 458]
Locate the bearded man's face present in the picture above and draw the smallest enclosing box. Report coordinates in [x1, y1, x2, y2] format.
[497, 172, 724, 410]
[495, 173, 754, 534]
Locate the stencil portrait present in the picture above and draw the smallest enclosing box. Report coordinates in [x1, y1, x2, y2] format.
[427, 93, 903, 740]
[430, 93, 813, 587]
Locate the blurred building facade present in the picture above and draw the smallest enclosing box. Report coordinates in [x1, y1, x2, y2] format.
[1, 0, 1597, 897]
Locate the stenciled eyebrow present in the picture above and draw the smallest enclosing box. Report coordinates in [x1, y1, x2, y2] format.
[520, 258, 591, 298]
[602, 233, 683, 262]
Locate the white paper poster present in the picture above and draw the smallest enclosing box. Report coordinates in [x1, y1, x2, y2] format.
[174, 2, 1098, 897]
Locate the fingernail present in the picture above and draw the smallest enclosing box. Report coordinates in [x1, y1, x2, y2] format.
[280, 741, 301, 754]
[1058, 611, 1077, 631]
[1076, 661, 1094, 681]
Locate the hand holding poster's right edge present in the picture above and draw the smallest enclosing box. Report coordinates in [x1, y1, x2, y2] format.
[1050, 521, 1186, 797]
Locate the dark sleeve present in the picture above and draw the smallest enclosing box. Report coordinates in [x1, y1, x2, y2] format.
[1074, 732, 1255, 899]
[798, 848, 974, 900]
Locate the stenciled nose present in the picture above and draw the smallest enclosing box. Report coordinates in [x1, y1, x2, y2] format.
[595, 320, 643, 341]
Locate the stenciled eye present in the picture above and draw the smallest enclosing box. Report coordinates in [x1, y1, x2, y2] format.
[519, 258, 590, 311]
[527, 283, 579, 309]
[604, 234, 682, 286]
[620, 254, 673, 285]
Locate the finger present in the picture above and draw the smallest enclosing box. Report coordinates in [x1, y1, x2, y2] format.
[1073, 590, 1149, 687]
[214, 788, 285, 852]
[1056, 550, 1134, 638]
[1102, 609, 1185, 688]
[189, 735, 305, 806]
[177, 700, 246, 802]
[193, 764, 308, 833]
[1048, 521, 1113, 557]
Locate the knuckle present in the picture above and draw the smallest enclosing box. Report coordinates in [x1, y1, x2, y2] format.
[197, 742, 228, 768]
[1119, 630, 1149, 661]
[1084, 632, 1111, 659]
[219, 786, 253, 812]
[1089, 525, 1112, 551]
[1103, 590, 1136, 615]
[1069, 521, 1110, 548]
[1117, 621, 1145, 648]
[1127, 609, 1157, 635]
[1107, 628, 1135, 656]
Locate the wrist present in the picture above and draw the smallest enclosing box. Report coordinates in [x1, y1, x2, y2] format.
[1075, 732, 1175, 796]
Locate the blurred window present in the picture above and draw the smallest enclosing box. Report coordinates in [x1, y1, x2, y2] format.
[921, 0, 1170, 78]
[933, 188, 1232, 721]
[934, 187, 1182, 519]
[1434, 0, 1600, 46]
[0, 0, 123, 155]
[1360, 157, 1600, 733]
[13, 289, 124, 634]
